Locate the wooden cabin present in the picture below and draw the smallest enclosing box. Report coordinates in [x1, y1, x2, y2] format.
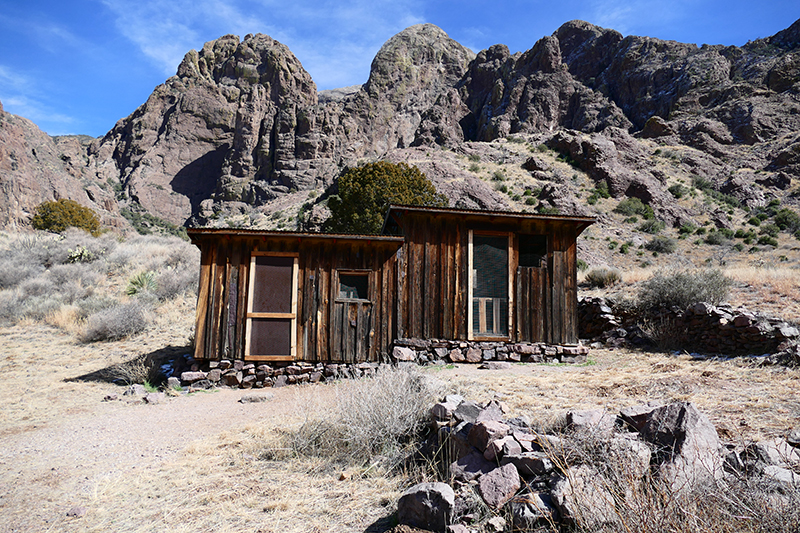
[188, 206, 594, 364]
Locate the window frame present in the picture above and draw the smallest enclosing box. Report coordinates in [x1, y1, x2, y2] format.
[334, 269, 372, 303]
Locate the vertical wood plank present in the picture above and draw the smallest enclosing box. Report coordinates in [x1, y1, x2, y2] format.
[193, 242, 212, 360]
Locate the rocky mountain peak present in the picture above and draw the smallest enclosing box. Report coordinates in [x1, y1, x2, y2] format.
[364, 23, 475, 103]
[177, 33, 317, 105]
[2, 18, 800, 253]
[768, 18, 800, 50]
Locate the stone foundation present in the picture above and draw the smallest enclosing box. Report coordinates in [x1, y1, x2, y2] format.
[174, 358, 387, 390]
[391, 338, 590, 365]
[173, 339, 590, 389]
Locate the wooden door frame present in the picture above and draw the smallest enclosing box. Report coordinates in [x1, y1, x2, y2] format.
[245, 251, 299, 361]
[467, 230, 513, 341]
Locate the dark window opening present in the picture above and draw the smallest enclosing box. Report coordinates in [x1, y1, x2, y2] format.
[519, 234, 547, 267]
[339, 273, 369, 300]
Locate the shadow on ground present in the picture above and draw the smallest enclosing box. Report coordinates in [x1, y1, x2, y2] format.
[66, 345, 191, 384]
[365, 513, 398, 533]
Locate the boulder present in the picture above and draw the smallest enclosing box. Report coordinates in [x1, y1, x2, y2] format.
[483, 435, 522, 462]
[501, 452, 554, 478]
[397, 482, 455, 532]
[453, 400, 482, 424]
[640, 402, 724, 491]
[478, 463, 521, 509]
[393, 346, 417, 362]
[550, 465, 618, 529]
[467, 420, 510, 451]
[566, 409, 615, 432]
[450, 451, 496, 482]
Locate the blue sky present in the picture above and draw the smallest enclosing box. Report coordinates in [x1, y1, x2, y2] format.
[1, 0, 798, 137]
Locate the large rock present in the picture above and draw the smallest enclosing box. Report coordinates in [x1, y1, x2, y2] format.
[397, 482, 454, 532]
[550, 465, 619, 529]
[450, 451, 496, 482]
[478, 463, 521, 509]
[639, 402, 724, 491]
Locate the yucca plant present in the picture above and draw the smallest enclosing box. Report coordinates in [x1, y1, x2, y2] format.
[126, 271, 157, 296]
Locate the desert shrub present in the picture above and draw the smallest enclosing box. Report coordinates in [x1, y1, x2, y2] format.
[324, 161, 448, 234]
[20, 294, 63, 320]
[584, 267, 623, 288]
[288, 365, 444, 469]
[757, 235, 779, 247]
[668, 183, 688, 198]
[18, 277, 56, 299]
[0, 257, 44, 289]
[644, 235, 677, 254]
[47, 263, 101, 290]
[759, 223, 780, 238]
[637, 219, 665, 234]
[82, 301, 151, 342]
[126, 271, 157, 296]
[679, 223, 696, 235]
[0, 291, 22, 324]
[31, 199, 101, 236]
[155, 268, 198, 300]
[614, 197, 654, 219]
[775, 208, 800, 232]
[577, 259, 589, 272]
[76, 295, 118, 319]
[704, 231, 728, 245]
[636, 268, 731, 310]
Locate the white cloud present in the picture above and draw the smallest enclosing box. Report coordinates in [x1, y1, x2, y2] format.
[100, 0, 426, 86]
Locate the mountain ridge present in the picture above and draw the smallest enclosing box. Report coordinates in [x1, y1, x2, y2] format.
[1, 20, 799, 245]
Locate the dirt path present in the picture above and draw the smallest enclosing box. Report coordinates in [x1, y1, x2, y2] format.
[0, 323, 330, 532]
[0, 380, 321, 532]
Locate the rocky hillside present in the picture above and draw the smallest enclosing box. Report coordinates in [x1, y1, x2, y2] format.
[2, 19, 800, 263]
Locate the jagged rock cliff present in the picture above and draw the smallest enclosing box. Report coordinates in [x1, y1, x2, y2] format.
[2, 19, 799, 233]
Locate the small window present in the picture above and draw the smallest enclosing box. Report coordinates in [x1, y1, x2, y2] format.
[338, 273, 369, 300]
[519, 234, 547, 267]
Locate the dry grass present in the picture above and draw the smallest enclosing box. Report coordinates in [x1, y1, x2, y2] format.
[2, 227, 800, 532]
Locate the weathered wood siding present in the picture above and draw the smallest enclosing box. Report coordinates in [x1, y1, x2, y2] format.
[394, 211, 582, 344]
[191, 232, 401, 363]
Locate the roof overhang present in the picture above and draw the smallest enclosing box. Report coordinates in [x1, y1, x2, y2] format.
[187, 227, 405, 247]
[383, 205, 595, 236]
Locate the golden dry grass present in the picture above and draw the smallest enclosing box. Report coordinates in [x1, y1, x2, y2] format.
[2, 228, 800, 532]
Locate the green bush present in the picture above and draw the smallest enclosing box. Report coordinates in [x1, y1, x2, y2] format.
[584, 267, 622, 288]
[637, 219, 665, 234]
[758, 235, 779, 247]
[645, 236, 677, 254]
[668, 184, 688, 199]
[324, 162, 448, 234]
[31, 199, 101, 236]
[679, 223, 697, 235]
[704, 231, 728, 245]
[774, 208, 800, 232]
[614, 197, 654, 219]
[637, 268, 731, 310]
[760, 223, 780, 238]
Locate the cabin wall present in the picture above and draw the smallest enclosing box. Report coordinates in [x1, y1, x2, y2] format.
[193, 236, 399, 363]
[396, 213, 580, 345]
